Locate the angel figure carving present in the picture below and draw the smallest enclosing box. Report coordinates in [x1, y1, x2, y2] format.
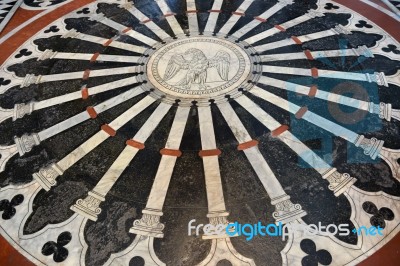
[163, 48, 230, 90]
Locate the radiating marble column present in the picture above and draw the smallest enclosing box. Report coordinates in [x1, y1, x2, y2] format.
[256, 76, 398, 122]
[196, 105, 255, 266]
[154, 0, 185, 35]
[261, 65, 389, 87]
[0, 88, 146, 173]
[70, 102, 171, 220]
[260, 45, 374, 61]
[62, 29, 147, 54]
[89, 13, 158, 46]
[235, 96, 357, 196]
[218, 0, 254, 36]
[203, 0, 224, 33]
[186, 0, 199, 34]
[254, 25, 351, 53]
[0, 76, 141, 125]
[121, 1, 171, 39]
[32, 95, 155, 191]
[218, 102, 307, 223]
[244, 9, 325, 44]
[249, 87, 400, 181]
[103, 107, 189, 266]
[233, 0, 294, 39]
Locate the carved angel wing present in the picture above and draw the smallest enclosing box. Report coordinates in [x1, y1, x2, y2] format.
[208, 51, 230, 81]
[163, 55, 189, 81]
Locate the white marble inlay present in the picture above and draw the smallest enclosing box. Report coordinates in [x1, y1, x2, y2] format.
[203, 0, 224, 33]
[218, 102, 307, 221]
[218, 0, 254, 36]
[154, 0, 184, 35]
[57, 96, 155, 170]
[39, 88, 145, 141]
[49, 52, 141, 63]
[257, 76, 371, 112]
[122, 2, 171, 40]
[261, 65, 388, 86]
[250, 86, 360, 143]
[34, 76, 140, 111]
[254, 26, 346, 52]
[186, 0, 199, 34]
[244, 9, 325, 44]
[65, 30, 147, 54]
[233, 0, 294, 38]
[141, 107, 190, 212]
[91, 13, 158, 46]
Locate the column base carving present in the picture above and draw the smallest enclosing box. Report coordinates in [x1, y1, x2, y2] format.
[13, 102, 34, 121]
[21, 74, 41, 88]
[38, 49, 57, 61]
[70, 191, 105, 221]
[353, 45, 374, 58]
[322, 168, 357, 196]
[130, 209, 165, 238]
[14, 133, 40, 156]
[374, 72, 389, 87]
[32, 163, 64, 191]
[271, 195, 307, 224]
[355, 135, 384, 160]
[203, 211, 232, 239]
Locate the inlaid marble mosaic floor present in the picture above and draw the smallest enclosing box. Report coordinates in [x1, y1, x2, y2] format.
[0, 0, 399, 265]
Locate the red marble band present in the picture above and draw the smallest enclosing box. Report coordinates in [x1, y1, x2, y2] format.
[86, 106, 97, 119]
[122, 27, 132, 33]
[101, 124, 116, 137]
[254, 17, 267, 22]
[308, 85, 318, 98]
[291, 36, 303, 45]
[0, 0, 96, 64]
[334, 0, 400, 41]
[237, 140, 259, 151]
[82, 69, 91, 80]
[274, 24, 286, 32]
[126, 139, 145, 150]
[163, 13, 176, 18]
[90, 52, 100, 62]
[141, 19, 152, 24]
[199, 149, 222, 157]
[81, 87, 89, 99]
[271, 125, 289, 137]
[304, 50, 314, 60]
[160, 148, 182, 157]
[295, 106, 308, 119]
[311, 67, 319, 78]
[103, 39, 113, 47]
[232, 11, 245, 16]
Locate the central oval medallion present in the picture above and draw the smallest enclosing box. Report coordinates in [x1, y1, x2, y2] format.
[147, 37, 251, 99]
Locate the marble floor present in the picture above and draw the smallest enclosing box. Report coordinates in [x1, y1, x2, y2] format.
[0, 0, 399, 265]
